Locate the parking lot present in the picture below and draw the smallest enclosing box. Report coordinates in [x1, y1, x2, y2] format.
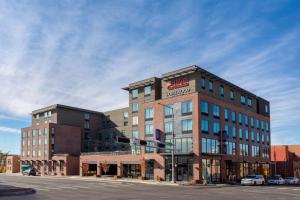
[0, 174, 300, 200]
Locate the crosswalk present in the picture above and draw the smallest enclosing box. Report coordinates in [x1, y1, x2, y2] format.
[8, 181, 135, 192]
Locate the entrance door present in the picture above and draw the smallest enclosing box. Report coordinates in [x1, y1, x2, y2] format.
[145, 160, 154, 180]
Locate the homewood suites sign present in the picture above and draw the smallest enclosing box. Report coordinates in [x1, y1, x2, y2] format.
[167, 78, 192, 97]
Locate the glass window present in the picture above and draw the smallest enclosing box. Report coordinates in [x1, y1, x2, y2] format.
[265, 105, 269, 113]
[245, 130, 249, 141]
[262, 132, 265, 142]
[27, 131, 30, 137]
[182, 119, 193, 132]
[261, 121, 265, 130]
[48, 111, 52, 117]
[240, 95, 246, 104]
[84, 113, 90, 120]
[132, 89, 138, 98]
[144, 86, 151, 95]
[201, 119, 209, 133]
[239, 128, 243, 139]
[256, 132, 260, 142]
[220, 85, 224, 96]
[224, 109, 229, 120]
[38, 129, 41, 135]
[232, 111, 236, 123]
[132, 102, 139, 112]
[239, 113, 243, 124]
[44, 128, 47, 135]
[164, 121, 173, 133]
[32, 130, 35, 137]
[213, 105, 220, 117]
[266, 122, 269, 131]
[164, 104, 173, 117]
[145, 141, 155, 153]
[247, 98, 252, 107]
[224, 124, 229, 137]
[202, 138, 207, 153]
[230, 90, 234, 100]
[201, 101, 209, 114]
[145, 124, 154, 136]
[209, 81, 213, 91]
[132, 131, 139, 139]
[232, 126, 236, 138]
[181, 101, 192, 114]
[251, 131, 255, 141]
[256, 119, 260, 129]
[213, 122, 220, 134]
[250, 117, 254, 127]
[244, 115, 248, 126]
[123, 112, 129, 120]
[132, 116, 139, 125]
[44, 137, 47, 145]
[145, 108, 154, 120]
[201, 77, 205, 89]
[44, 112, 48, 118]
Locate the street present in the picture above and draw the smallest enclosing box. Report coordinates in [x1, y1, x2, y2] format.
[1, 175, 300, 200]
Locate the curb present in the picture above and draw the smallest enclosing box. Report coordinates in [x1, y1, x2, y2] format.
[0, 188, 36, 197]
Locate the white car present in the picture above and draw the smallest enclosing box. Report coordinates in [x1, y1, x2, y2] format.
[285, 177, 299, 184]
[241, 175, 265, 185]
[267, 176, 285, 185]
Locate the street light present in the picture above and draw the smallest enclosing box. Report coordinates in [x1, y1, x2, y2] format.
[158, 102, 175, 184]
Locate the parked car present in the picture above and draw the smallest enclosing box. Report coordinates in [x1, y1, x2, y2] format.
[267, 176, 285, 185]
[285, 177, 299, 184]
[241, 175, 265, 185]
[22, 167, 36, 176]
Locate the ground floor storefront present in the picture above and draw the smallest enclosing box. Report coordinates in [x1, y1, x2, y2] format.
[20, 154, 79, 176]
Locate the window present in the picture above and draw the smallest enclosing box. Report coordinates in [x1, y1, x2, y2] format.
[38, 137, 41, 145]
[240, 95, 246, 104]
[256, 119, 260, 129]
[44, 137, 47, 145]
[251, 131, 255, 141]
[32, 138, 35, 146]
[232, 126, 236, 138]
[123, 112, 128, 120]
[84, 113, 90, 120]
[132, 116, 139, 125]
[36, 114, 40, 119]
[202, 138, 219, 154]
[44, 128, 47, 135]
[164, 121, 173, 134]
[213, 105, 220, 117]
[132, 102, 139, 112]
[145, 124, 154, 136]
[201, 119, 209, 133]
[48, 111, 52, 117]
[172, 137, 193, 153]
[247, 98, 252, 107]
[201, 101, 209, 114]
[232, 111, 236, 123]
[145, 108, 154, 120]
[201, 77, 206, 89]
[261, 121, 265, 130]
[239, 128, 243, 139]
[230, 90, 234, 100]
[220, 85, 224, 96]
[213, 122, 220, 135]
[32, 130, 36, 137]
[224, 109, 229, 120]
[239, 113, 243, 124]
[132, 89, 138, 98]
[262, 132, 265, 142]
[240, 144, 249, 156]
[224, 124, 229, 137]
[145, 141, 155, 153]
[164, 104, 173, 117]
[265, 105, 269, 113]
[84, 121, 90, 129]
[181, 101, 192, 114]
[44, 112, 48, 118]
[132, 131, 139, 139]
[256, 132, 260, 142]
[182, 119, 193, 133]
[244, 115, 248, 126]
[144, 86, 151, 96]
[252, 146, 259, 157]
[38, 129, 41, 135]
[226, 141, 236, 155]
[266, 122, 269, 131]
[245, 130, 249, 141]
[250, 117, 254, 127]
[209, 81, 213, 91]
[27, 131, 30, 137]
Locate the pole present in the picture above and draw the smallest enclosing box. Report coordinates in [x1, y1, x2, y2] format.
[171, 111, 175, 183]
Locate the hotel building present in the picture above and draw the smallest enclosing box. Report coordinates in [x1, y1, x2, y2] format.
[21, 65, 271, 183]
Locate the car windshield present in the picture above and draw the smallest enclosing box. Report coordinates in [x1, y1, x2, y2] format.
[286, 177, 294, 179]
[271, 177, 279, 180]
[245, 175, 256, 179]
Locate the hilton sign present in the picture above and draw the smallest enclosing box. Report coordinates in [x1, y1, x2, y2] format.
[167, 78, 192, 97]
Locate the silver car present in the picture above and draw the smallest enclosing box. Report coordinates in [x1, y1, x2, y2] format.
[241, 175, 265, 185]
[285, 177, 299, 184]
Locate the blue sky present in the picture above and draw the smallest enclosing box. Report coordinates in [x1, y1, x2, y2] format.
[0, 0, 300, 154]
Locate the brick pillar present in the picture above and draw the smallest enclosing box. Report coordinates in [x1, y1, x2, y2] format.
[97, 162, 101, 176]
[80, 161, 82, 176]
[117, 162, 122, 177]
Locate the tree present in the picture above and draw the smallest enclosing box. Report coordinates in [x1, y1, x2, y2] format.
[0, 150, 9, 173]
[101, 161, 110, 175]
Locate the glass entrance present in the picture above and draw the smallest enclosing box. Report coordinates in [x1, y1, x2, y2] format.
[145, 160, 154, 180]
[165, 156, 193, 182]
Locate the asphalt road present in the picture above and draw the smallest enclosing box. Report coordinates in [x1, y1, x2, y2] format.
[1, 174, 300, 200]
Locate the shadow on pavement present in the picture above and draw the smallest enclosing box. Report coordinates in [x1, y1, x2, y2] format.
[0, 184, 36, 197]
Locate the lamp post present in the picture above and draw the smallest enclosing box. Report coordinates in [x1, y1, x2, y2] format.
[158, 103, 175, 183]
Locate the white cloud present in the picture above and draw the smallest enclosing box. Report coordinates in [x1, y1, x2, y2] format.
[0, 126, 20, 134]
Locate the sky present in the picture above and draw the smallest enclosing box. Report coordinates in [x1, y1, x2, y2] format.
[0, 0, 300, 154]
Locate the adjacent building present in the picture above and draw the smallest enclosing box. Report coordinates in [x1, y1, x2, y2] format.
[271, 145, 300, 179]
[6, 155, 20, 173]
[80, 65, 271, 183]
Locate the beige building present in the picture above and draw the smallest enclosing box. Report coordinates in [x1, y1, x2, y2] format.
[6, 155, 20, 173]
